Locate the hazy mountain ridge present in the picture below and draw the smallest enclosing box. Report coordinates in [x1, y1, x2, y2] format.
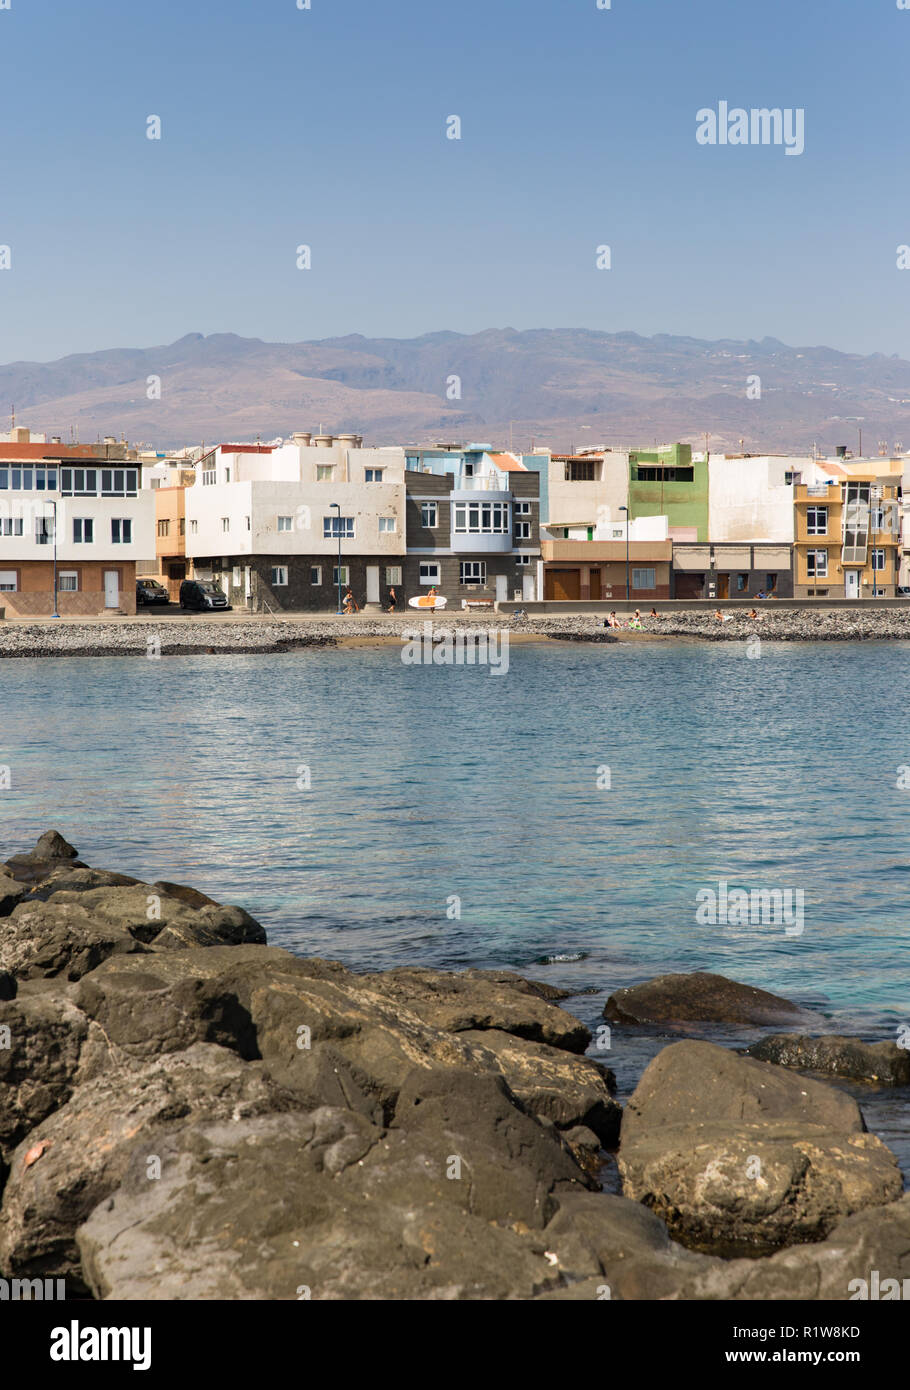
[4, 327, 910, 453]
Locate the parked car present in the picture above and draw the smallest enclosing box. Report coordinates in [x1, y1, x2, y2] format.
[898, 587, 910, 597]
[179, 579, 232, 612]
[136, 578, 170, 607]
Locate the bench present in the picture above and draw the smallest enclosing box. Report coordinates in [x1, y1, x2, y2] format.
[462, 598, 494, 610]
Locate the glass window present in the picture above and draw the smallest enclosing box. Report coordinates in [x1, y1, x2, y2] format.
[420, 503, 438, 528]
[807, 549, 828, 578]
[378, 517, 396, 533]
[190, 519, 198, 534]
[277, 516, 293, 532]
[73, 518, 93, 543]
[35, 517, 54, 545]
[332, 565, 349, 586]
[0, 570, 17, 590]
[419, 562, 440, 584]
[872, 549, 887, 570]
[271, 566, 288, 586]
[310, 566, 322, 585]
[515, 521, 531, 540]
[806, 506, 828, 535]
[365, 468, 383, 482]
[316, 466, 335, 482]
[111, 518, 132, 544]
[323, 516, 354, 538]
[386, 566, 402, 585]
[460, 561, 486, 584]
[59, 572, 78, 592]
[453, 502, 509, 533]
[221, 518, 230, 532]
[631, 567, 656, 590]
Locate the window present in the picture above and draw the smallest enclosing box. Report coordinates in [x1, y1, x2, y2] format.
[221, 517, 230, 532]
[73, 518, 93, 543]
[157, 519, 170, 537]
[59, 572, 78, 592]
[514, 500, 531, 515]
[332, 565, 349, 586]
[316, 465, 335, 482]
[101, 469, 138, 497]
[111, 518, 132, 544]
[872, 549, 887, 570]
[179, 518, 185, 536]
[0, 570, 17, 590]
[324, 516, 354, 539]
[378, 517, 396, 533]
[806, 549, 828, 578]
[34, 466, 57, 491]
[460, 561, 487, 585]
[277, 516, 293, 532]
[766, 573, 778, 592]
[420, 503, 438, 528]
[35, 517, 54, 545]
[223, 469, 231, 484]
[270, 566, 288, 587]
[516, 555, 532, 566]
[365, 468, 383, 482]
[515, 521, 531, 540]
[232, 567, 242, 587]
[634, 466, 694, 482]
[453, 502, 510, 534]
[565, 460, 598, 482]
[245, 516, 251, 531]
[735, 573, 748, 591]
[386, 566, 402, 585]
[60, 468, 98, 496]
[463, 462, 474, 477]
[806, 506, 828, 535]
[631, 567, 656, 590]
[785, 470, 801, 486]
[310, 566, 322, 586]
[419, 562, 440, 584]
[202, 469, 216, 486]
[0, 518, 23, 536]
[190, 519, 198, 534]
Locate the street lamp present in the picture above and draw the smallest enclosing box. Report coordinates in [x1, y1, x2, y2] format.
[50, 499, 59, 618]
[331, 502, 343, 614]
[619, 505, 630, 604]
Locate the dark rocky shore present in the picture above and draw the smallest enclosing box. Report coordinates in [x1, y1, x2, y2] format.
[1, 834, 908, 1300]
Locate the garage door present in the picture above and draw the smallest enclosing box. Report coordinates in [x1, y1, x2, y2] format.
[545, 569, 581, 601]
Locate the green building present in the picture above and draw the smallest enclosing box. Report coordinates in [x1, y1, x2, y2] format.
[628, 443, 708, 541]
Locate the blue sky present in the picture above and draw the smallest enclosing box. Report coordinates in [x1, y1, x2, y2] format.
[0, 0, 906, 362]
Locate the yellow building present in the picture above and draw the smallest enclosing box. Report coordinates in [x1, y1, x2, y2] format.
[794, 465, 900, 598]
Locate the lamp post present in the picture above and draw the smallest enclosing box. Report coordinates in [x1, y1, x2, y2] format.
[619, 504, 630, 604]
[331, 502, 343, 614]
[50, 499, 59, 618]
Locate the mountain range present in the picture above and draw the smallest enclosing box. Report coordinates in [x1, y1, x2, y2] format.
[5, 327, 910, 455]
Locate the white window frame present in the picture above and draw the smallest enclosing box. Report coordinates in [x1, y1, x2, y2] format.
[277, 515, 293, 532]
[58, 571, 78, 592]
[514, 500, 531, 515]
[0, 518, 23, 537]
[516, 555, 532, 566]
[221, 517, 230, 532]
[270, 565, 288, 587]
[0, 570, 17, 591]
[365, 468, 384, 483]
[453, 502, 510, 534]
[459, 560, 487, 585]
[310, 565, 322, 586]
[419, 562, 440, 585]
[332, 565, 349, 587]
[515, 521, 531, 540]
[190, 519, 199, 534]
[871, 548, 887, 571]
[806, 506, 828, 535]
[806, 549, 828, 578]
[324, 516, 354, 539]
[631, 567, 656, 590]
[316, 465, 335, 483]
[386, 566, 402, 585]
[111, 518, 132, 544]
[420, 502, 438, 528]
[378, 516, 397, 533]
[73, 518, 93, 544]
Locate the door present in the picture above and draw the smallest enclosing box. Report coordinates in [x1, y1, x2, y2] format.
[366, 566, 380, 604]
[845, 570, 860, 599]
[104, 570, 119, 608]
[544, 569, 581, 601]
[589, 568, 602, 600]
[495, 573, 508, 602]
[716, 574, 730, 599]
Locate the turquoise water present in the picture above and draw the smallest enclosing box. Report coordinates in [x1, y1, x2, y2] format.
[2, 638, 909, 1168]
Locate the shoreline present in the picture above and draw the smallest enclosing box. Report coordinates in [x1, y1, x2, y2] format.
[3, 607, 910, 658]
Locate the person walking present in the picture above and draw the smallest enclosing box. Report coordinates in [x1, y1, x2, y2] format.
[387, 585, 398, 613]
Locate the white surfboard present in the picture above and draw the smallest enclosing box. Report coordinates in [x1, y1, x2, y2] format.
[408, 594, 447, 610]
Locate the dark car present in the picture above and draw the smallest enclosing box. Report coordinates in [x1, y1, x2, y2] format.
[136, 578, 170, 607]
[179, 579, 232, 612]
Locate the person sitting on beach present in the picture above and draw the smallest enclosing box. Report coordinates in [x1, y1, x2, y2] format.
[649, 607, 658, 619]
[748, 607, 763, 621]
[756, 590, 766, 600]
[714, 608, 724, 621]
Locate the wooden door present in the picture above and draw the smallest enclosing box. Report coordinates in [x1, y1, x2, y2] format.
[589, 568, 602, 600]
[544, 569, 581, 601]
